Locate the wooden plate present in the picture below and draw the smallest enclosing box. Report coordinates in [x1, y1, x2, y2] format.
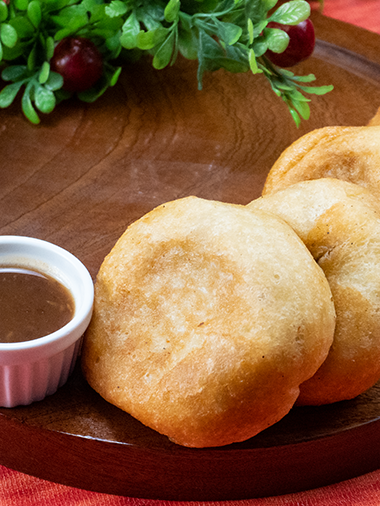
[1, 12, 380, 501]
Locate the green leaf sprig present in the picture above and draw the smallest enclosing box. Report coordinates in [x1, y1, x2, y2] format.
[0, 0, 333, 125]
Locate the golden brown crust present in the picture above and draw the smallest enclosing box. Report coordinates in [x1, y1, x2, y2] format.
[249, 178, 380, 405]
[82, 196, 335, 446]
[368, 107, 380, 126]
[263, 126, 380, 197]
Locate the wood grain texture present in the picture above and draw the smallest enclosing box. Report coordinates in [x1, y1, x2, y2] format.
[1, 11, 380, 500]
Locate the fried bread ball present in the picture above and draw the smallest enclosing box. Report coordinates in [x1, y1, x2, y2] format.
[263, 126, 380, 198]
[82, 197, 335, 446]
[249, 178, 380, 405]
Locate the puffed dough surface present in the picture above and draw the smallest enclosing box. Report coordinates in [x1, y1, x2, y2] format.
[263, 126, 380, 197]
[82, 197, 335, 447]
[249, 178, 380, 405]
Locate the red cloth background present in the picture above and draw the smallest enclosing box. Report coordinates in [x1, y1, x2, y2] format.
[323, 0, 380, 35]
[2, 464, 380, 505]
[1, 1, 380, 504]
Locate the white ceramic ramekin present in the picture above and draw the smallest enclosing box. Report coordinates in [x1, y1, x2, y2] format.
[0, 236, 94, 407]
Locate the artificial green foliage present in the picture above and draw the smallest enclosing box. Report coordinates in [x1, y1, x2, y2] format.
[0, 0, 333, 125]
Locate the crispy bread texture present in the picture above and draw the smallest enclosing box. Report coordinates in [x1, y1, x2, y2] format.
[263, 126, 380, 197]
[82, 197, 335, 447]
[249, 178, 380, 405]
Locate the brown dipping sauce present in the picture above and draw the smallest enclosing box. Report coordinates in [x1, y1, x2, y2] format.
[0, 266, 75, 343]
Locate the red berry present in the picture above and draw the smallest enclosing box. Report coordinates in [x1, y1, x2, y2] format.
[51, 37, 103, 93]
[265, 19, 315, 68]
